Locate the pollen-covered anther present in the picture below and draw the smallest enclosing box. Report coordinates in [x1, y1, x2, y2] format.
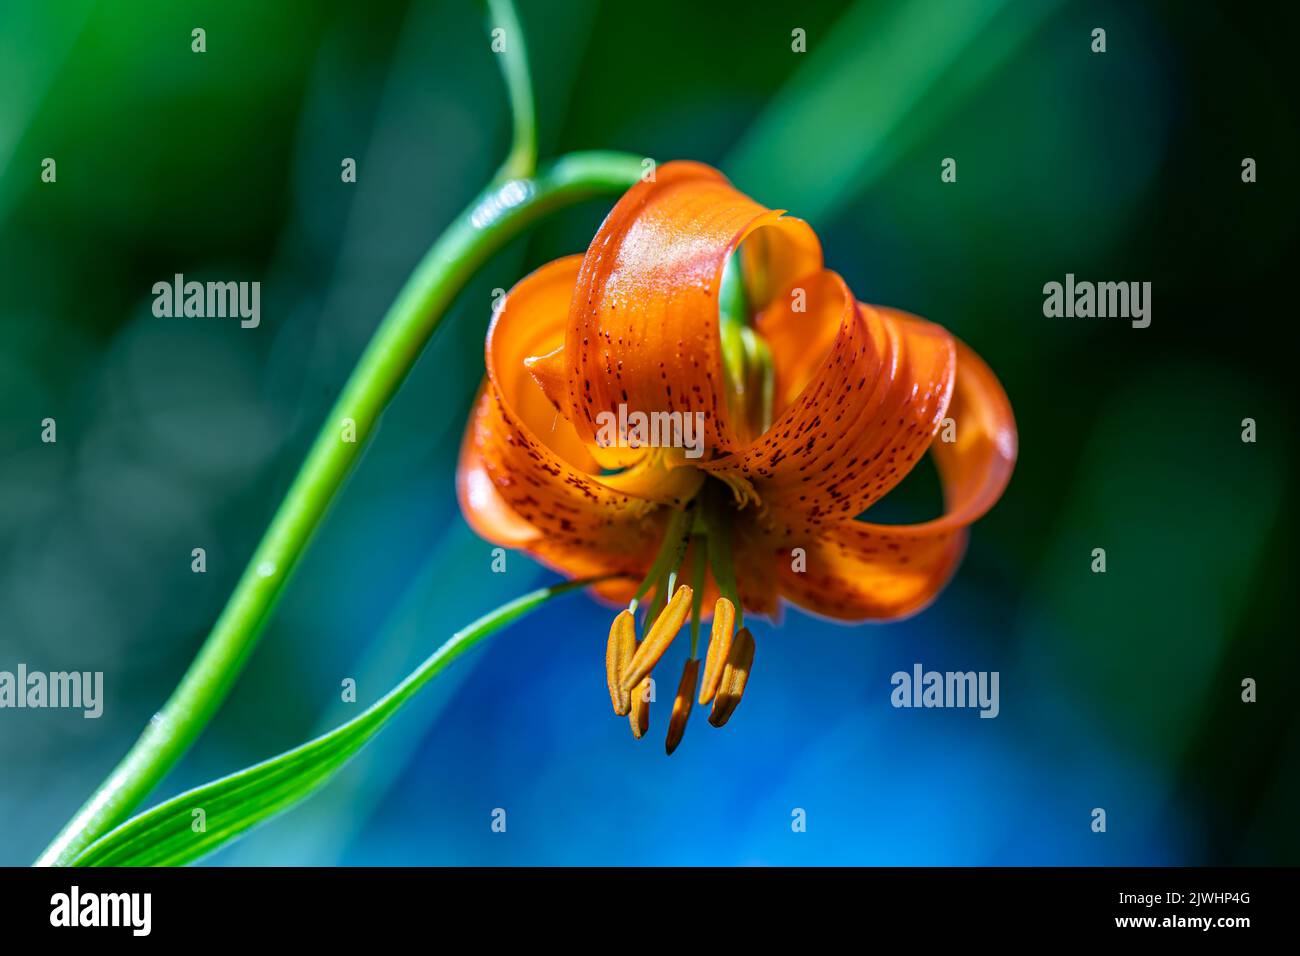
[698, 597, 735, 705]
[619, 584, 693, 693]
[664, 659, 700, 756]
[629, 671, 651, 740]
[708, 627, 755, 728]
[605, 609, 637, 716]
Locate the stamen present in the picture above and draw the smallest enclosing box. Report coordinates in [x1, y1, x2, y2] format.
[665, 659, 700, 756]
[703, 488, 744, 630]
[620, 584, 692, 693]
[708, 627, 755, 728]
[639, 574, 669, 632]
[627, 504, 694, 617]
[698, 597, 735, 706]
[628, 665, 651, 740]
[716, 472, 761, 510]
[605, 610, 637, 717]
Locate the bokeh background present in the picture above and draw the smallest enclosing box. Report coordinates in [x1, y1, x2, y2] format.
[1, 0, 1296, 866]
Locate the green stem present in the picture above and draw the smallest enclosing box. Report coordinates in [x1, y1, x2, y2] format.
[484, 0, 537, 181]
[35, 150, 644, 868]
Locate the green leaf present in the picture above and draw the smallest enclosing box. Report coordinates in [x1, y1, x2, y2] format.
[69, 579, 595, 867]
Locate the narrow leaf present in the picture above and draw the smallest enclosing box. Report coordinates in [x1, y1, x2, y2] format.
[69, 579, 592, 867]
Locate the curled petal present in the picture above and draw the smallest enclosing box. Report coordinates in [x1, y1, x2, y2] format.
[555, 161, 822, 458]
[904, 320, 1018, 533]
[457, 257, 673, 602]
[775, 331, 1017, 621]
[703, 271, 957, 541]
[457, 389, 542, 550]
[775, 523, 968, 622]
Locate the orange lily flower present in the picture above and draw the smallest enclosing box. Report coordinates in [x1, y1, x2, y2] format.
[458, 161, 1016, 753]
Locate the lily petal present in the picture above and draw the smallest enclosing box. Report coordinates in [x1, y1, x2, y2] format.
[775, 522, 968, 621]
[457, 256, 669, 600]
[557, 161, 822, 457]
[774, 330, 1017, 621]
[702, 270, 958, 541]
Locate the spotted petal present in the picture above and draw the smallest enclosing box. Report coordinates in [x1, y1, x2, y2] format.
[772, 332, 1017, 621]
[533, 161, 822, 461]
[457, 256, 672, 601]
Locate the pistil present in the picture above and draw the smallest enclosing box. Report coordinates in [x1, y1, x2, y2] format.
[718, 250, 776, 446]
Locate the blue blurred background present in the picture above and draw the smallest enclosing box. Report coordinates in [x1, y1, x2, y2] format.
[1, 0, 1296, 865]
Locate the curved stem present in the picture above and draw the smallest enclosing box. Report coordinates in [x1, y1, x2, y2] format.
[484, 0, 537, 181]
[36, 150, 645, 867]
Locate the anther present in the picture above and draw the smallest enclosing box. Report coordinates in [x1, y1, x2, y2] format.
[698, 597, 735, 705]
[665, 659, 700, 755]
[708, 627, 754, 728]
[629, 671, 651, 739]
[619, 584, 692, 693]
[605, 610, 637, 716]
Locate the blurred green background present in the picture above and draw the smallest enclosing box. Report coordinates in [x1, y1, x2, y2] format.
[1, 0, 1296, 865]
